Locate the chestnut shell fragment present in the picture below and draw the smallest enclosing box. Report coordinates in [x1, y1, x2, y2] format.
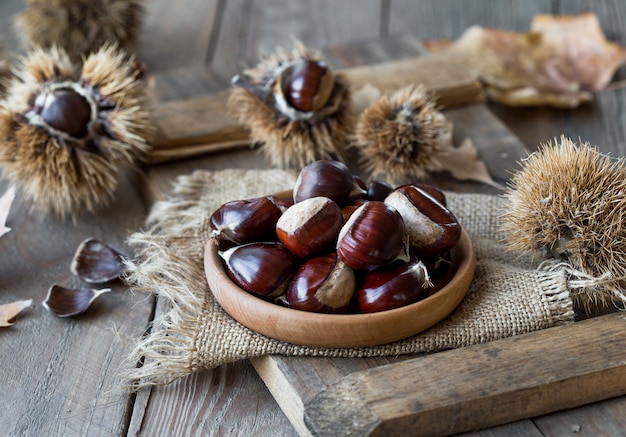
[70, 238, 129, 283]
[43, 284, 111, 317]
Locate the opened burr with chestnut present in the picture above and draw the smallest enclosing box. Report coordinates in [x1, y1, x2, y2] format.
[0, 44, 154, 218]
[228, 41, 354, 169]
[210, 160, 464, 315]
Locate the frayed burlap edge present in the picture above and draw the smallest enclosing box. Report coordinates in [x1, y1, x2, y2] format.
[124, 169, 575, 387]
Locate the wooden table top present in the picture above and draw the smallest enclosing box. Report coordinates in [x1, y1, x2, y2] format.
[1, 1, 626, 436]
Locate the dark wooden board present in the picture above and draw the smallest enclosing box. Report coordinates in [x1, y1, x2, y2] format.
[254, 313, 626, 436]
[0, 170, 152, 436]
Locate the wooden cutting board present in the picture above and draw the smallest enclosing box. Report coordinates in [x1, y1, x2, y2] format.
[141, 36, 626, 436]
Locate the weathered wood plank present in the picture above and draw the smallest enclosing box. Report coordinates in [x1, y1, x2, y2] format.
[300, 313, 626, 437]
[0, 0, 25, 57]
[0, 170, 152, 436]
[210, 0, 383, 81]
[128, 361, 297, 436]
[388, 0, 552, 39]
[136, 0, 221, 73]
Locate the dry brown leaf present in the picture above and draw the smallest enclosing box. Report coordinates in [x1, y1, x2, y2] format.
[0, 185, 15, 238]
[438, 138, 505, 190]
[426, 11, 626, 107]
[0, 299, 32, 327]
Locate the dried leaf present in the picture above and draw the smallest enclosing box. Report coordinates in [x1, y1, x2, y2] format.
[426, 11, 626, 107]
[0, 299, 32, 327]
[70, 238, 129, 283]
[438, 138, 505, 190]
[42, 284, 111, 318]
[0, 185, 16, 238]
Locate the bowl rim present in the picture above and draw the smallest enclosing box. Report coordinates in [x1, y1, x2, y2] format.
[204, 228, 476, 348]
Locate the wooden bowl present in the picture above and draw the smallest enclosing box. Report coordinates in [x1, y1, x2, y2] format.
[204, 227, 475, 348]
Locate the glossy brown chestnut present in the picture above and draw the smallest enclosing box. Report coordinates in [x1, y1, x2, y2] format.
[219, 242, 298, 298]
[210, 196, 283, 249]
[293, 160, 366, 206]
[356, 259, 432, 313]
[367, 180, 394, 202]
[281, 59, 334, 113]
[36, 88, 92, 138]
[385, 185, 461, 257]
[279, 252, 355, 313]
[413, 183, 447, 207]
[336, 201, 410, 270]
[276, 196, 343, 259]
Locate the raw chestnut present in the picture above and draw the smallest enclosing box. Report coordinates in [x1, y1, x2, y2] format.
[281, 59, 334, 113]
[35, 88, 92, 138]
[210, 196, 283, 248]
[219, 242, 298, 298]
[414, 183, 447, 207]
[356, 259, 432, 313]
[367, 180, 394, 201]
[293, 160, 366, 206]
[276, 196, 344, 259]
[279, 252, 355, 313]
[336, 201, 410, 270]
[385, 185, 461, 257]
[397, 182, 447, 207]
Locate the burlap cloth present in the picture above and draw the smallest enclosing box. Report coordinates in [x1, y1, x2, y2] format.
[124, 169, 575, 386]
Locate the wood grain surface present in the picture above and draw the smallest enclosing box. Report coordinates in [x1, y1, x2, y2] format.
[302, 313, 626, 436]
[2, 1, 626, 436]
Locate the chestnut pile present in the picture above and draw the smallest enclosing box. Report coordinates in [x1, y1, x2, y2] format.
[209, 160, 462, 314]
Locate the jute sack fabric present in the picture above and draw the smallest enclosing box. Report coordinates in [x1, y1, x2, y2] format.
[125, 168, 574, 386]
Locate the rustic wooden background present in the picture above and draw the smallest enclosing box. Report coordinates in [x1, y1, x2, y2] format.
[1, 0, 626, 436]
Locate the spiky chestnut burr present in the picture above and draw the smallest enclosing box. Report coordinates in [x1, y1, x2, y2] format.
[501, 136, 626, 310]
[353, 85, 452, 184]
[228, 41, 354, 169]
[0, 44, 154, 219]
[14, 0, 145, 63]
